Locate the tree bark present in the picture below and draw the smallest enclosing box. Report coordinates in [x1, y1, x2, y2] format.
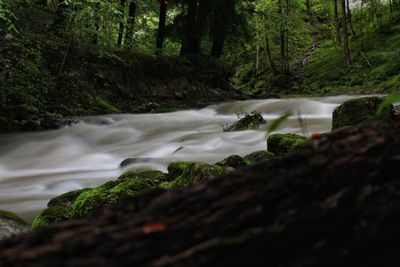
[156, 0, 168, 55]
[278, 0, 287, 72]
[341, 0, 352, 67]
[265, 33, 278, 74]
[334, 0, 342, 45]
[125, 1, 137, 49]
[117, 0, 126, 47]
[180, 0, 201, 55]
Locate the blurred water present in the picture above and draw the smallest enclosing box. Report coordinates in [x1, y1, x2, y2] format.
[0, 95, 376, 221]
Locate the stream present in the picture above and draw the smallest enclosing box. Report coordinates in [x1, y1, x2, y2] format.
[0, 95, 375, 221]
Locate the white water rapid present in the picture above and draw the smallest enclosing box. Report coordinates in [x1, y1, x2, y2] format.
[0, 95, 376, 221]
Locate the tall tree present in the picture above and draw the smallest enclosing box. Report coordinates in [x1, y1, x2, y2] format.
[117, 0, 126, 47]
[334, 0, 342, 45]
[210, 0, 235, 57]
[156, 0, 168, 55]
[341, 0, 352, 67]
[180, 0, 202, 55]
[125, 0, 137, 49]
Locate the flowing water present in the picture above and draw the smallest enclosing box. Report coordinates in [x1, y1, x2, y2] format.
[0, 95, 376, 221]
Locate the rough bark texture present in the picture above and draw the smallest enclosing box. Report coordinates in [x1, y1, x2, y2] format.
[1, 121, 400, 266]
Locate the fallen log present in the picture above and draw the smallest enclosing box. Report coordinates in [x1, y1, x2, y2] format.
[1, 121, 400, 267]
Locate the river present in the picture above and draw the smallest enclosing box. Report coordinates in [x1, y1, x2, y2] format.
[0, 95, 374, 221]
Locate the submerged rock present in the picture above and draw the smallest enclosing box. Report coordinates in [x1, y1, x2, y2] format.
[119, 158, 155, 168]
[332, 96, 392, 130]
[0, 210, 30, 240]
[224, 111, 266, 131]
[267, 133, 308, 155]
[243, 150, 275, 165]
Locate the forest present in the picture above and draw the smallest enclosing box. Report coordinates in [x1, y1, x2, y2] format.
[1, 0, 400, 266]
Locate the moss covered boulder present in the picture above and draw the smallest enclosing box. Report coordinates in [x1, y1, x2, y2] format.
[32, 170, 167, 228]
[267, 133, 308, 155]
[167, 162, 232, 187]
[332, 97, 392, 130]
[0, 210, 30, 240]
[243, 150, 275, 165]
[216, 155, 247, 168]
[224, 112, 266, 131]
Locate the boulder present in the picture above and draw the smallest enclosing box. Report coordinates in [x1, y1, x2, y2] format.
[0, 210, 30, 240]
[224, 111, 266, 131]
[243, 150, 275, 165]
[267, 133, 308, 155]
[332, 96, 392, 130]
[32, 170, 167, 228]
[167, 161, 232, 187]
[216, 155, 247, 168]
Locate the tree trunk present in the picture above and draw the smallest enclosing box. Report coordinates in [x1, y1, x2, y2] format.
[117, 0, 126, 47]
[341, 0, 352, 67]
[334, 0, 342, 45]
[279, 0, 286, 72]
[346, 0, 356, 36]
[91, 3, 101, 45]
[156, 0, 168, 55]
[125, 1, 137, 49]
[265, 33, 278, 74]
[210, 4, 225, 57]
[180, 0, 201, 55]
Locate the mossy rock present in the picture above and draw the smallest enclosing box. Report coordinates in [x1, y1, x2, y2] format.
[0, 210, 29, 226]
[47, 189, 91, 208]
[332, 97, 393, 130]
[224, 112, 266, 131]
[267, 134, 308, 155]
[117, 169, 167, 182]
[0, 210, 31, 240]
[32, 170, 168, 228]
[243, 151, 275, 165]
[170, 162, 231, 186]
[167, 161, 196, 181]
[216, 155, 247, 168]
[31, 206, 70, 229]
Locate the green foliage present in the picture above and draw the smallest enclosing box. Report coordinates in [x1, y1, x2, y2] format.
[95, 97, 120, 114]
[0, 0, 18, 32]
[378, 92, 400, 115]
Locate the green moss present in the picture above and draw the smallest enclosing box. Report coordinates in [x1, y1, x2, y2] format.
[243, 151, 275, 165]
[170, 162, 229, 187]
[117, 169, 167, 182]
[31, 206, 70, 229]
[71, 174, 164, 218]
[267, 134, 308, 155]
[332, 97, 392, 130]
[0, 209, 29, 226]
[167, 161, 196, 180]
[216, 155, 246, 168]
[32, 169, 168, 226]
